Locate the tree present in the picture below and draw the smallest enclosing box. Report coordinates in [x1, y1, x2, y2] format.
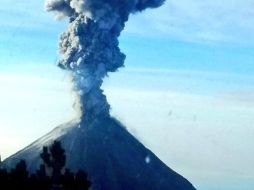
[40, 141, 66, 180]
[75, 170, 91, 190]
[0, 167, 8, 187]
[10, 160, 28, 180]
[0, 141, 91, 190]
[10, 160, 29, 189]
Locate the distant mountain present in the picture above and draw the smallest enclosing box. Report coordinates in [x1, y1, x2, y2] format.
[3, 118, 196, 190]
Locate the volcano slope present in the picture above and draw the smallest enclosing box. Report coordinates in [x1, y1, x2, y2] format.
[3, 118, 196, 190]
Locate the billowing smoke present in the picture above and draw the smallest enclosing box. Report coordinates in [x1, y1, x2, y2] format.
[45, 0, 165, 123]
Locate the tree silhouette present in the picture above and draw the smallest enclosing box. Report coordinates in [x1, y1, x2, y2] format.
[9, 159, 29, 189]
[0, 167, 8, 188]
[41, 141, 66, 180]
[75, 170, 91, 190]
[0, 141, 91, 190]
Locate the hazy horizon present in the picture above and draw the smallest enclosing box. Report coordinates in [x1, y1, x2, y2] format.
[1, 1, 254, 189]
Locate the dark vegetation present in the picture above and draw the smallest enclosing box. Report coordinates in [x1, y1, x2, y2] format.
[0, 141, 91, 190]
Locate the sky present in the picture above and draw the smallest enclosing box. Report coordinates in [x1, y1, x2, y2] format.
[0, 0, 254, 189]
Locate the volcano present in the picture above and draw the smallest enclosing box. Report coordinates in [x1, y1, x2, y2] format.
[3, 1, 197, 189]
[3, 118, 196, 190]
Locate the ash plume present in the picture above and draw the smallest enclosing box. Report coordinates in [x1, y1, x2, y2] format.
[45, 0, 165, 123]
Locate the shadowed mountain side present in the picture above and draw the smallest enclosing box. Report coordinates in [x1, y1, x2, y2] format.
[3, 118, 196, 190]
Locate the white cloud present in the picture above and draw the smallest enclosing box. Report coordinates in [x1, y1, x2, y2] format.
[103, 68, 254, 189]
[0, 67, 76, 159]
[125, 0, 254, 43]
[104, 67, 254, 98]
[0, 0, 66, 33]
[2, 0, 254, 44]
[1, 65, 254, 189]
[105, 87, 254, 190]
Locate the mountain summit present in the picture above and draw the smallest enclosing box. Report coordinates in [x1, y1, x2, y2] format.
[3, 118, 196, 190]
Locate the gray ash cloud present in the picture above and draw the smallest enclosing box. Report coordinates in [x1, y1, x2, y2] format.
[45, 0, 165, 123]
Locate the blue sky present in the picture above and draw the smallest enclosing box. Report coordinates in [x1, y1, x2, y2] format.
[1, 1, 254, 189]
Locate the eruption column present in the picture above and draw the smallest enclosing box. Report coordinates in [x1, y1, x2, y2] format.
[45, 0, 165, 123]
